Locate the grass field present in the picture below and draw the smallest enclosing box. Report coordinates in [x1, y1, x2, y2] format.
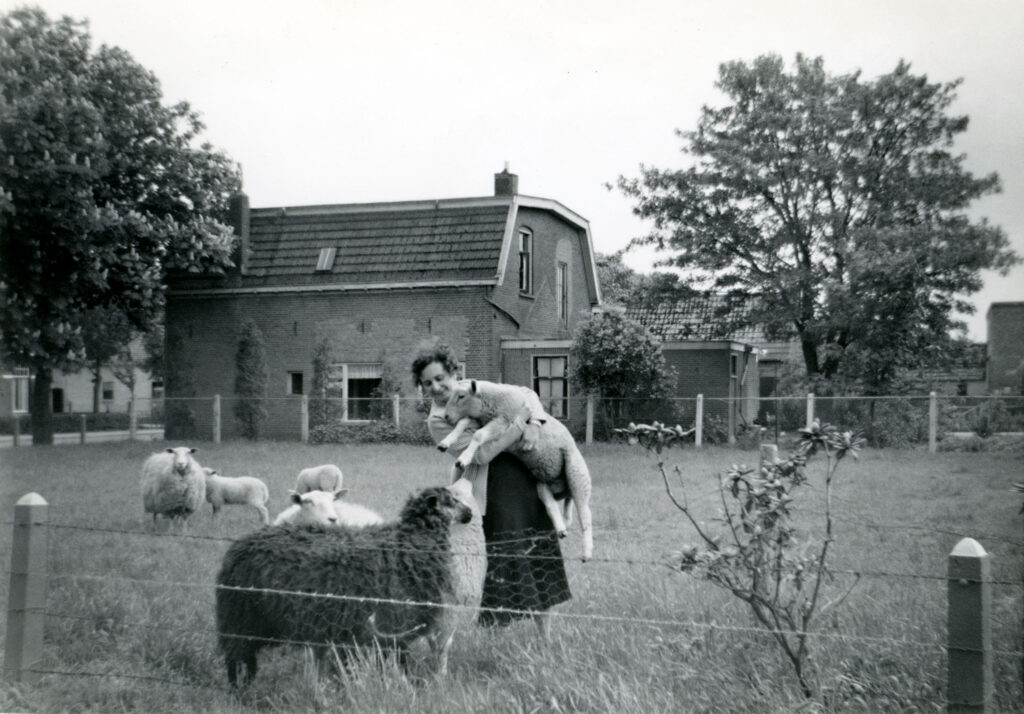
[0, 439, 1021, 713]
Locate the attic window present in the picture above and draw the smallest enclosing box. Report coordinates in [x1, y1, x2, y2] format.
[315, 247, 337, 272]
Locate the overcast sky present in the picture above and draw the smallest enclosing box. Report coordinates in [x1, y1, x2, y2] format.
[10, 0, 1024, 341]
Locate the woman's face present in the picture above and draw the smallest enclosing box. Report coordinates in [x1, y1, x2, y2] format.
[418, 361, 457, 405]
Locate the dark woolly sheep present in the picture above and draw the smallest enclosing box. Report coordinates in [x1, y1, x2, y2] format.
[215, 485, 484, 687]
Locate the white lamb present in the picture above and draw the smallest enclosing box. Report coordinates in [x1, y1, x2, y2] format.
[272, 488, 384, 528]
[203, 468, 271, 525]
[141, 446, 206, 530]
[294, 464, 344, 494]
[440, 379, 594, 561]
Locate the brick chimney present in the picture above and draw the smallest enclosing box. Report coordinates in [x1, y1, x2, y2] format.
[228, 192, 250, 274]
[494, 162, 518, 196]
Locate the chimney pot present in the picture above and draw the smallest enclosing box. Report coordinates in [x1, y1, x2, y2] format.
[494, 164, 518, 197]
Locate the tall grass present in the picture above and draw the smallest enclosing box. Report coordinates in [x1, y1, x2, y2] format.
[0, 440, 1021, 712]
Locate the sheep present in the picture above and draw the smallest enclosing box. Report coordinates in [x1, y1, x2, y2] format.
[203, 468, 270, 525]
[441, 379, 594, 561]
[141, 446, 206, 530]
[295, 464, 344, 494]
[215, 485, 485, 687]
[272, 488, 384, 528]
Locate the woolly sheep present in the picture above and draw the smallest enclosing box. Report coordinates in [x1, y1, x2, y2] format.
[141, 446, 206, 529]
[203, 468, 270, 525]
[441, 379, 594, 561]
[272, 488, 384, 528]
[215, 485, 485, 686]
[295, 464, 344, 494]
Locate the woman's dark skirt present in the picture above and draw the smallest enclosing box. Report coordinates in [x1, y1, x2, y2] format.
[477, 452, 572, 626]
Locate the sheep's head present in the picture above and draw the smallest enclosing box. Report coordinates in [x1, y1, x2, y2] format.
[400, 486, 473, 528]
[444, 380, 483, 425]
[288, 488, 348, 526]
[165, 446, 197, 476]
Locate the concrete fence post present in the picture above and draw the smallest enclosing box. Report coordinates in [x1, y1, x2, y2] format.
[4, 493, 48, 684]
[759, 443, 778, 473]
[12, 416, 19, 447]
[129, 398, 137, 441]
[929, 391, 938, 454]
[393, 394, 401, 429]
[585, 394, 595, 445]
[695, 394, 704, 448]
[80, 414, 87, 444]
[947, 537, 992, 713]
[806, 392, 815, 430]
[212, 394, 221, 444]
[300, 395, 309, 444]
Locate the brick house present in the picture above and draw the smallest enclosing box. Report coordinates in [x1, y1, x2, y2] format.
[165, 168, 602, 440]
[987, 302, 1024, 395]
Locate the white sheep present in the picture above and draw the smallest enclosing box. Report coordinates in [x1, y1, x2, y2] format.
[272, 488, 384, 528]
[441, 379, 594, 561]
[141, 446, 206, 529]
[203, 468, 271, 525]
[294, 464, 344, 494]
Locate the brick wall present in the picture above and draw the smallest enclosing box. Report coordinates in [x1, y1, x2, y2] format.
[987, 302, 1024, 394]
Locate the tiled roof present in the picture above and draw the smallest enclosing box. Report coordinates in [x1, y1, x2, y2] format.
[626, 297, 765, 343]
[245, 202, 510, 284]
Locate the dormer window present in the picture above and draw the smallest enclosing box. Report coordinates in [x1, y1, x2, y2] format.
[315, 247, 337, 272]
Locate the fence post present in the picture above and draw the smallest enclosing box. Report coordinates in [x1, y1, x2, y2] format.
[585, 394, 594, 446]
[929, 391, 938, 454]
[393, 394, 401, 429]
[759, 443, 778, 472]
[4, 493, 48, 684]
[80, 414, 87, 444]
[129, 398, 137, 441]
[947, 537, 992, 713]
[806, 392, 815, 429]
[12, 415, 19, 447]
[212, 394, 221, 444]
[300, 395, 309, 444]
[695, 394, 703, 448]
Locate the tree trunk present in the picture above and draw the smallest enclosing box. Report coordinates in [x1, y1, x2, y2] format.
[800, 335, 820, 377]
[30, 367, 54, 445]
[92, 360, 102, 413]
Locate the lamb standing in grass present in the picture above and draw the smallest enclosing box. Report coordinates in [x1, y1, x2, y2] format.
[203, 468, 270, 525]
[141, 446, 206, 529]
[216, 485, 484, 686]
[295, 464, 344, 494]
[441, 379, 594, 561]
[272, 488, 384, 528]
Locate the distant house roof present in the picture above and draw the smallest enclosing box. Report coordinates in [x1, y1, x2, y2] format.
[626, 297, 765, 343]
[170, 194, 600, 302]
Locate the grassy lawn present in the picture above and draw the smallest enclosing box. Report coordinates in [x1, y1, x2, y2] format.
[0, 439, 1021, 713]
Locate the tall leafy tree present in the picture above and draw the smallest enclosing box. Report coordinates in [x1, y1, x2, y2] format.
[617, 54, 1018, 393]
[0, 8, 241, 442]
[233, 320, 268, 440]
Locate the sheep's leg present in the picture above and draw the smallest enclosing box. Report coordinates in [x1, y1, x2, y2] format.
[535, 483, 568, 537]
[565, 449, 593, 561]
[436, 417, 474, 452]
[453, 419, 509, 472]
[254, 504, 269, 525]
[534, 611, 552, 640]
[426, 627, 455, 677]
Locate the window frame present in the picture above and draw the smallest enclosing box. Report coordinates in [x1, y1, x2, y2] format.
[287, 371, 304, 396]
[327, 362, 384, 422]
[6, 369, 30, 414]
[101, 381, 115, 402]
[518, 229, 533, 294]
[315, 247, 337, 272]
[556, 260, 569, 327]
[533, 355, 569, 419]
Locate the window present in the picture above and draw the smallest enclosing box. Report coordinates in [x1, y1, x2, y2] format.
[102, 381, 115, 402]
[327, 363, 383, 421]
[315, 247, 337, 272]
[288, 372, 304, 396]
[556, 261, 569, 326]
[518, 229, 533, 293]
[730, 354, 739, 378]
[534, 356, 569, 418]
[7, 368, 30, 413]
[151, 379, 164, 399]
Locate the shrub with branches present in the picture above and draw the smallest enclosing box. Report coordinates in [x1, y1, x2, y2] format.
[616, 419, 864, 698]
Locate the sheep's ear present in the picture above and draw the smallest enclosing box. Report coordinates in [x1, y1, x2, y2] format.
[189, 447, 198, 454]
[332, 488, 349, 501]
[165, 448, 174, 454]
[290, 491, 302, 505]
[469, 380, 478, 395]
[425, 493, 439, 510]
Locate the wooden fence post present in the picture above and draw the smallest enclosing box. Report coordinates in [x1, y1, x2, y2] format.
[129, 398, 137, 441]
[585, 394, 594, 446]
[393, 394, 401, 429]
[80, 414, 87, 444]
[300, 395, 309, 444]
[806, 392, 815, 430]
[929, 391, 938, 453]
[212, 394, 221, 444]
[12, 415, 19, 447]
[695, 394, 703, 448]
[947, 537, 992, 713]
[4, 493, 48, 684]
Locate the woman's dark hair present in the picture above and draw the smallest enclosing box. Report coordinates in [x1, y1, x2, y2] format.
[411, 341, 459, 386]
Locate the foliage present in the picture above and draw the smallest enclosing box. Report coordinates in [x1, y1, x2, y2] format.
[617, 54, 1018, 394]
[233, 320, 268, 440]
[308, 417, 433, 445]
[571, 310, 676, 400]
[595, 251, 693, 308]
[617, 419, 865, 698]
[0, 8, 241, 442]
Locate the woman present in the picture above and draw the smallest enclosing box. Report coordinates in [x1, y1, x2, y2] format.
[411, 342, 571, 634]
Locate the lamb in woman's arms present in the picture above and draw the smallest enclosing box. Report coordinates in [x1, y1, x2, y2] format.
[439, 379, 593, 561]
